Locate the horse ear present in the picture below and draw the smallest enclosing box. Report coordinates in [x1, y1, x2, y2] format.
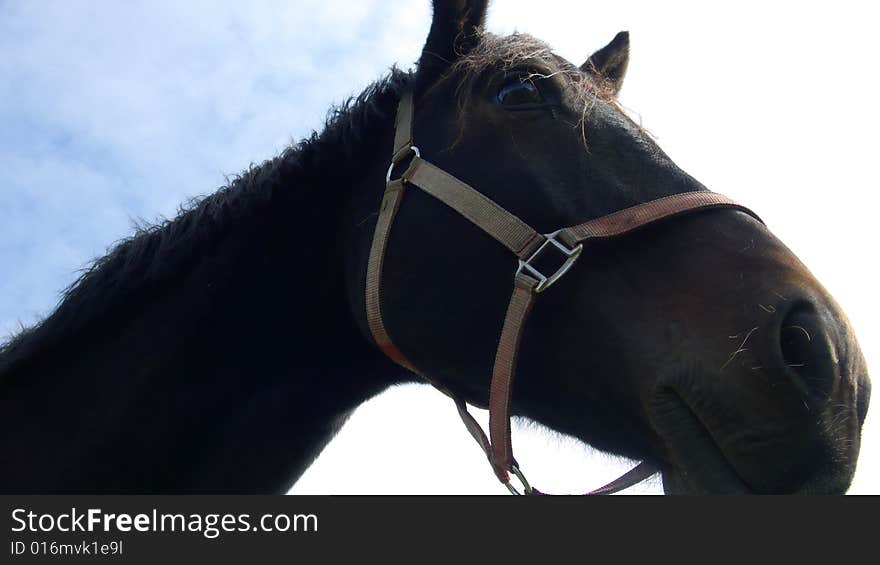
[580, 31, 630, 96]
[415, 0, 490, 92]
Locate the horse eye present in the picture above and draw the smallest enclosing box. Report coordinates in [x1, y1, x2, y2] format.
[497, 79, 543, 107]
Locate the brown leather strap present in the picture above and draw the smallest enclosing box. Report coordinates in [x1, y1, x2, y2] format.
[453, 398, 494, 465]
[403, 158, 543, 258]
[557, 191, 761, 247]
[584, 461, 659, 495]
[488, 273, 538, 479]
[531, 461, 660, 496]
[365, 179, 417, 372]
[392, 91, 414, 156]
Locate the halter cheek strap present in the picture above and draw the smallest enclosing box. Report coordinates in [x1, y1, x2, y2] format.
[366, 91, 762, 495]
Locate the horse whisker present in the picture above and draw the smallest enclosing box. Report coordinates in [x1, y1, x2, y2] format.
[720, 326, 759, 371]
[782, 325, 812, 342]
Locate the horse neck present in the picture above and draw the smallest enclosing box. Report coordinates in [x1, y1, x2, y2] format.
[0, 109, 407, 493]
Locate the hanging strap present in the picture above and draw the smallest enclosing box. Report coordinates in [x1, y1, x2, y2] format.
[366, 90, 762, 494]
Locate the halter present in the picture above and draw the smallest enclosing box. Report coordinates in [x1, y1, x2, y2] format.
[366, 91, 761, 494]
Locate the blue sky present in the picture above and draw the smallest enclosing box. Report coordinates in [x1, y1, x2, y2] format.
[1, 1, 878, 494]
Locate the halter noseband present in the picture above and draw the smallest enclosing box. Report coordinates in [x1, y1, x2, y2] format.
[366, 90, 761, 495]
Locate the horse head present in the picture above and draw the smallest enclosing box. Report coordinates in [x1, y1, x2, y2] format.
[349, 0, 870, 494]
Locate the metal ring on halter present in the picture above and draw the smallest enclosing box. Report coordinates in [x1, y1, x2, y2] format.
[386, 146, 421, 183]
[504, 464, 533, 495]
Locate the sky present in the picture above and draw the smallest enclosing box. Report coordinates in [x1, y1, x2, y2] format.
[1, 1, 877, 494]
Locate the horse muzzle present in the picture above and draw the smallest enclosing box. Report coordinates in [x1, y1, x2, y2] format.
[648, 292, 868, 494]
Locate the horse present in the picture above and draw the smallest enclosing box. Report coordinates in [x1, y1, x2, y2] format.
[0, 0, 870, 494]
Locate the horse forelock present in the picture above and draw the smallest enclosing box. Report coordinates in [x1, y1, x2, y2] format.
[435, 32, 619, 147]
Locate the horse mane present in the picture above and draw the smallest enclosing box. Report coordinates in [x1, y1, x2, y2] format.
[0, 67, 413, 378]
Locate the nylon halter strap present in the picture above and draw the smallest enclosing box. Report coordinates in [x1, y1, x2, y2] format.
[366, 91, 761, 495]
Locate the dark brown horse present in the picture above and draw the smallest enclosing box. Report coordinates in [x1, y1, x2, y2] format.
[0, 0, 870, 494]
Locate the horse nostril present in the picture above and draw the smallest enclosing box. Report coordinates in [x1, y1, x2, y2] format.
[778, 304, 836, 397]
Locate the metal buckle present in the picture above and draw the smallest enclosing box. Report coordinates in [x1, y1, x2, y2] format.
[516, 230, 583, 293]
[386, 146, 420, 183]
[504, 464, 533, 495]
